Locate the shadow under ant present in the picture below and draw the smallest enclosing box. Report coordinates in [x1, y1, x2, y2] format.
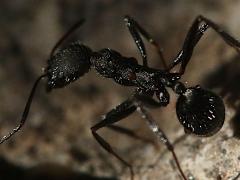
[202, 54, 240, 139]
[0, 156, 117, 180]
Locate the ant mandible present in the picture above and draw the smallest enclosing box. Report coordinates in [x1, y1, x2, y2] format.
[1, 15, 240, 180]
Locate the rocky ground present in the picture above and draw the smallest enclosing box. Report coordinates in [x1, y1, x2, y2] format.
[0, 1, 240, 180]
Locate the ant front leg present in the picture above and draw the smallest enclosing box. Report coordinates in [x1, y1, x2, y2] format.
[124, 15, 167, 69]
[91, 98, 136, 180]
[168, 15, 240, 75]
[134, 101, 187, 180]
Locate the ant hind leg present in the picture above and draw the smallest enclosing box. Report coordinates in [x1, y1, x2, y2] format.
[168, 15, 240, 75]
[135, 101, 187, 180]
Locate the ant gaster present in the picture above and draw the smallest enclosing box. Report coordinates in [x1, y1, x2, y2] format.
[1, 15, 240, 180]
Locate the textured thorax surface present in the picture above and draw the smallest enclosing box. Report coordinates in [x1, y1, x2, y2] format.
[90, 48, 139, 86]
[90, 48, 161, 90]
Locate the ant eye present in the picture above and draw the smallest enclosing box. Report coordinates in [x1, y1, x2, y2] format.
[176, 86, 225, 136]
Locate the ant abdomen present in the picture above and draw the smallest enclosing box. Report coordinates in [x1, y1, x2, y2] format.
[176, 86, 225, 136]
[46, 41, 92, 91]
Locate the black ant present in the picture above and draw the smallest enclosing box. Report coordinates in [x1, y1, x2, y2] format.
[1, 15, 240, 180]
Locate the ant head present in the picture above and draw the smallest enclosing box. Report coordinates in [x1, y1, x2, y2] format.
[176, 85, 225, 136]
[46, 41, 92, 91]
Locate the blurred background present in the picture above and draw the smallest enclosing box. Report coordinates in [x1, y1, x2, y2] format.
[0, 0, 240, 180]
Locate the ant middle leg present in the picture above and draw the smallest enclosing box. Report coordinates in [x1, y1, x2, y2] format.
[91, 98, 136, 180]
[135, 101, 187, 180]
[107, 125, 157, 147]
[168, 15, 240, 75]
[124, 15, 167, 69]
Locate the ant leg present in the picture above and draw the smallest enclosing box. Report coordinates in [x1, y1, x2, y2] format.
[106, 91, 166, 147]
[134, 94, 164, 108]
[199, 15, 240, 53]
[168, 15, 240, 74]
[135, 102, 187, 180]
[124, 15, 167, 69]
[50, 19, 85, 57]
[107, 125, 157, 147]
[0, 74, 47, 144]
[91, 98, 136, 180]
[124, 16, 147, 67]
[134, 88, 169, 108]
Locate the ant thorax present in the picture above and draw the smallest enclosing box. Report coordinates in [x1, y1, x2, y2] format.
[134, 70, 157, 90]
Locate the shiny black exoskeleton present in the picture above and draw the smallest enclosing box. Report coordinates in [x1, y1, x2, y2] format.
[1, 15, 240, 180]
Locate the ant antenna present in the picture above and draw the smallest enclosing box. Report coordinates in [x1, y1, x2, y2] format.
[0, 74, 47, 144]
[0, 19, 86, 144]
[50, 19, 86, 57]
